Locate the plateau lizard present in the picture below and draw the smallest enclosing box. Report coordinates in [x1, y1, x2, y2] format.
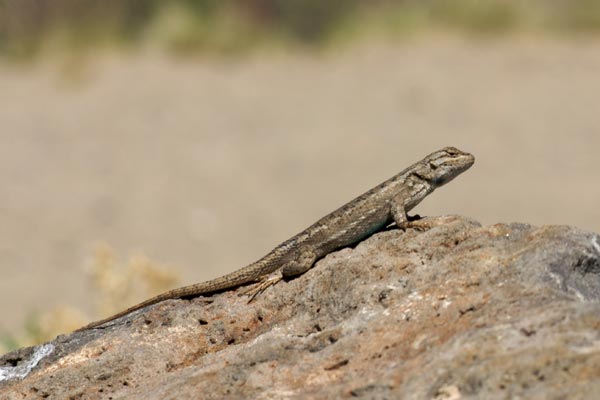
[76, 147, 474, 331]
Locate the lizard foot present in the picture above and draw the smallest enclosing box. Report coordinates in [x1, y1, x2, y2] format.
[239, 271, 283, 303]
[405, 216, 449, 231]
[396, 215, 435, 232]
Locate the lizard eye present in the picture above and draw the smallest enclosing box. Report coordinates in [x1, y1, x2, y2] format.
[429, 162, 438, 170]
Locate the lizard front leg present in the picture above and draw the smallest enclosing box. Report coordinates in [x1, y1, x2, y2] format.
[390, 196, 410, 230]
[390, 194, 429, 231]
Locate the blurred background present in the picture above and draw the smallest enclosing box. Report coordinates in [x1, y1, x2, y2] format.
[1, 0, 599, 350]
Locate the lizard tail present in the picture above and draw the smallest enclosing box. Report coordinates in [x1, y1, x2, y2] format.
[74, 247, 287, 332]
[74, 286, 197, 331]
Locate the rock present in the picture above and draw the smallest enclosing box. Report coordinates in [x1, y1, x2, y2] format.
[1, 216, 600, 399]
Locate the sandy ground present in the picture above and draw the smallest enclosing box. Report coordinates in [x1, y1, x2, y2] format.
[1, 36, 599, 334]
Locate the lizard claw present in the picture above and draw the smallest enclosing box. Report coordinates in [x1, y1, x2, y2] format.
[240, 272, 283, 303]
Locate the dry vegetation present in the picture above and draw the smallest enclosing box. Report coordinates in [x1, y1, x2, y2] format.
[1, 0, 600, 60]
[0, 245, 179, 353]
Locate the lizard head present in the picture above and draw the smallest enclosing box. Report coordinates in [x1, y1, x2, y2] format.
[413, 147, 475, 186]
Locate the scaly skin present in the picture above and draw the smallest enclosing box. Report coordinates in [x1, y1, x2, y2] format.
[76, 147, 474, 331]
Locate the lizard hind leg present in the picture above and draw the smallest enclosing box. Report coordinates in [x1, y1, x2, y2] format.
[281, 249, 317, 278]
[243, 271, 284, 303]
[243, 250, 317, 303]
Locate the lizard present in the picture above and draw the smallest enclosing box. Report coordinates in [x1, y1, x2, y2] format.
[76, 146, 474, 331]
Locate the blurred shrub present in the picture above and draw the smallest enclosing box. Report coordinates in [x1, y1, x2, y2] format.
[0, 0, 362, 58]
[1, 0, 600, 59]
[430, 0, 521, 33]
[0, 244, 180, 353]
[553, 0, 600, 32]
[0, 0, 160, 58]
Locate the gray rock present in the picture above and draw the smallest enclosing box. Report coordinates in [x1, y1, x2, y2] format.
[1, 216, 599, 399]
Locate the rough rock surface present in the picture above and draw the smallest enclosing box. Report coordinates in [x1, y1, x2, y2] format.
[1, 216, 600, 399]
